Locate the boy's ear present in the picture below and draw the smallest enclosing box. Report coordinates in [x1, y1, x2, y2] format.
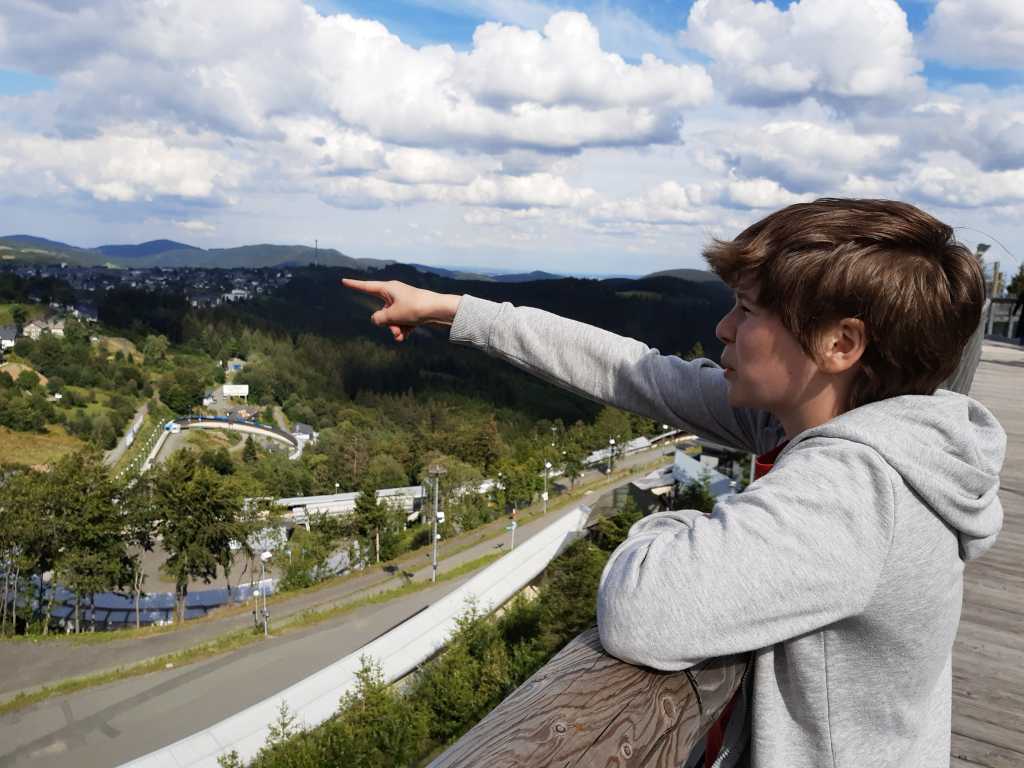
[819, 318, 867, 374]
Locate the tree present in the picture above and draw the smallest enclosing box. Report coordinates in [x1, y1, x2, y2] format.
[200, 447, 235, 476]
[11, 306, 27, 335]
[534, 539, 608, 652]
[15, 370, 40, 392]
[146, 451, 253, 622]
[353, 487, 386, 564]
[1009, 263, 1024, 297]
[318, 657, 429, 768]
[242, 435, 259, 464]
[594, 405, 632, 444]
[413, 603, 512, 744]
[592, 497, 644, 553]
[683, 341, 706, 361]
[121, 480, 158, 629]
[142, 334, 171, 363]
[16, 451, 129, 633]
[561, 441, 586, 490]
[676, 472, 716, 515]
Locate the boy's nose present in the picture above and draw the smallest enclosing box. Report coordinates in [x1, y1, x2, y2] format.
[716, 311, 735, 345]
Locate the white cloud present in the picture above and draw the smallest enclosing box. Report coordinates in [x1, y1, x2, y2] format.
[175, 219, 216, 233]
[682, 0, 924, 105]
[697, 119, 902, 191]
[590, 181, 714, 227]
[0, 3, 711, 153]
[921, 0, 1024, 70]
[723, 177, 810, 208]
[321, 171, 594, 211]
[457, 12, 711, 108]
[0, 127, 241, 203]
[383, 147, 498, 185]
[904, 152, 1024, 208]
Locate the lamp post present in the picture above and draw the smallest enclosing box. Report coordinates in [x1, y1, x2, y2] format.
[428, 464, 447, 583]
[542, 461, 552, 516]
[608, 438, 616, 474]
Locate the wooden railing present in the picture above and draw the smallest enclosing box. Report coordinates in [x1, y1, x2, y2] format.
[428, 627, 748, 767]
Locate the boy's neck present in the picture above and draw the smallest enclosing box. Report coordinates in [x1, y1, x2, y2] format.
[776, 378, 852, 439]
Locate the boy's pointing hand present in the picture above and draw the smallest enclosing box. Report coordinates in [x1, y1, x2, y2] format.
[340, 278, 461, 342]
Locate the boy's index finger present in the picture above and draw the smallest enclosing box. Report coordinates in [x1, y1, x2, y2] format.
[340, 278, 387, 299]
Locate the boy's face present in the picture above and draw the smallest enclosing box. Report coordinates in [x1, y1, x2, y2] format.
[715, 281, 821, 415]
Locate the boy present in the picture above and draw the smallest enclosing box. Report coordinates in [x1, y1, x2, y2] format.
[343, 198, 1005, 767]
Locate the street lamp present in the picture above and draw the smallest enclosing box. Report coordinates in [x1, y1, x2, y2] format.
[428, 464, 447, 583]
[608, 438, 616, 474]
[542, 461, 552, 516]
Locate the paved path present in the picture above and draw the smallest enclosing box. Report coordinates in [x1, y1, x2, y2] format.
[103, 401, 149, 467]
[951, 341, 1024, 767]
[0, 451, 672, 768]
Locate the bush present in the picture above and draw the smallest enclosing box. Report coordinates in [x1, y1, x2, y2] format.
[249, 658, 429, 768]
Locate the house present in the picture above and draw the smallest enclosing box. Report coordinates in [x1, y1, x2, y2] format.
[226, 358, 246, 373]
[293, 423, 318, 445]
[0, 325, 16, 351]
[23, 318, 64, 340]
[222, 288, 250, 303]
[24, 319, 47, 340]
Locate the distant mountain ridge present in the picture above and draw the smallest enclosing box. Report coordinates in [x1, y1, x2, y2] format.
[97, 239, 197, 259]
[1, 233, 719, 283]
[0, 234, 383, 270]
[644, 268, 722, 284]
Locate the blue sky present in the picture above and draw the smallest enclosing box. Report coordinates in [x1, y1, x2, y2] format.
[0, 0, 1020, 275]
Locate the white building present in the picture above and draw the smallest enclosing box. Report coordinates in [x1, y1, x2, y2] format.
[272, 485, 426, 526]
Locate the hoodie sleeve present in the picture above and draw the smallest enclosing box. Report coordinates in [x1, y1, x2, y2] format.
[449, 294, 783, 455]
[596, 438, 896, 671]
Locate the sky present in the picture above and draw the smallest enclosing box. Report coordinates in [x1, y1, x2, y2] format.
[0, 0, 1021, 276]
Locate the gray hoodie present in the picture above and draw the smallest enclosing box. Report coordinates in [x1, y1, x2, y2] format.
[449, 295, 1005, 768]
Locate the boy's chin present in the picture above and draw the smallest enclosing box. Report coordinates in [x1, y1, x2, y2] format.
[725, 384, 754, 409]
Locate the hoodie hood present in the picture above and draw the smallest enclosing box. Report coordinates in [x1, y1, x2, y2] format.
[792, 390, 1005, 561]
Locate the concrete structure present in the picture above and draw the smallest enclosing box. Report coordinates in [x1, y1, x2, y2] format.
[274, 486, 426, 526]
[222, 383, 249, 398]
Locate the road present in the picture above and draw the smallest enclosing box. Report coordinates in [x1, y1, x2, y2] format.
[103, 401, 150, 467]
[0, 448, 675, 768]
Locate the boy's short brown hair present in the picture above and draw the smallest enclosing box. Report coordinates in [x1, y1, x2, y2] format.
[704, 198, 985, 410]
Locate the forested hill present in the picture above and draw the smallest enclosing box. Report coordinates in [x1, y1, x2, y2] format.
[228, 264, 732, 363]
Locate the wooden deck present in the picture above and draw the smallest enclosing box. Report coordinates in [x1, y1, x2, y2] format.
[953, 341, 1024, 767]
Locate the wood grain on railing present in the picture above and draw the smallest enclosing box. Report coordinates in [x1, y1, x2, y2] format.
[428, 627, 749, 768]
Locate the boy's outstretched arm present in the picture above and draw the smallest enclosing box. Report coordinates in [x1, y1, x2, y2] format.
[341, 279, 781, 454]
[448, 294, 782, 455]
